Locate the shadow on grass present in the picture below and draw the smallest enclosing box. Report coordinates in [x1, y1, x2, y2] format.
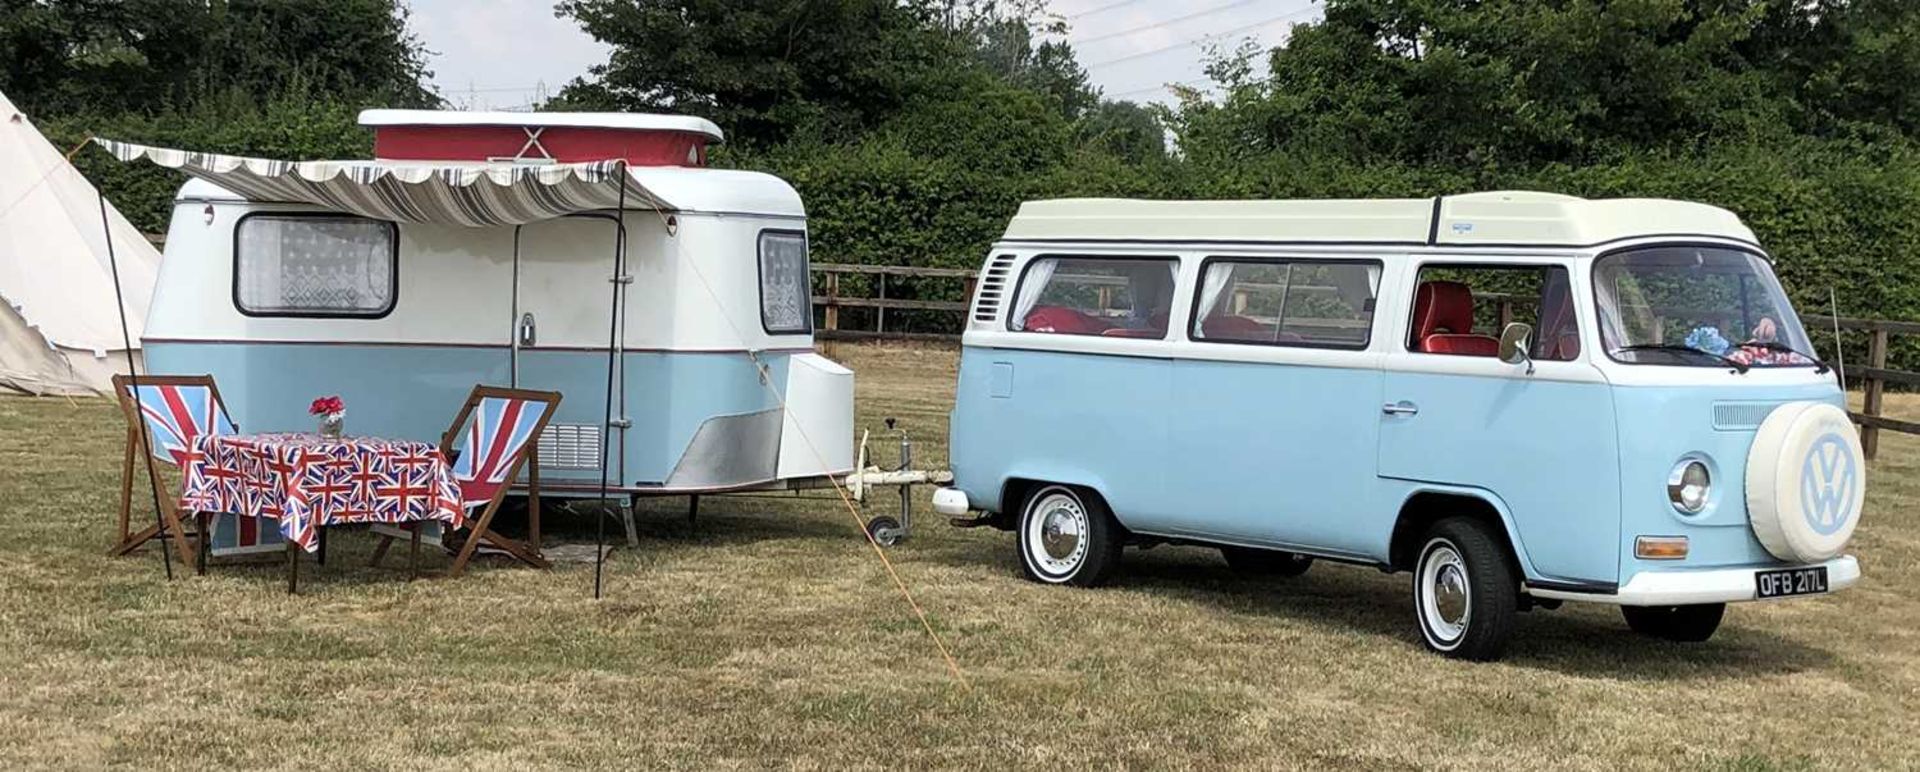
[932, 540, 1836, 681]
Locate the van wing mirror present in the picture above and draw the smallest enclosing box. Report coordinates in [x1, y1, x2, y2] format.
[1498, 322, 1535, 374]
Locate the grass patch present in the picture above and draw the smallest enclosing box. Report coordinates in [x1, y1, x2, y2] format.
[0, 341, 1915, 768]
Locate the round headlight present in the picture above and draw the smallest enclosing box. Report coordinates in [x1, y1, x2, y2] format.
[1667, 459, 1711, 514]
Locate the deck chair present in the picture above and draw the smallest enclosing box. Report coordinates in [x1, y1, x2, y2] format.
[110, 375, 280, 563]
[371, 385, 561, 577]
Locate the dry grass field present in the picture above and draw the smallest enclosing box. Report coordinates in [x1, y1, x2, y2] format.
[1, 341, 1916, 769]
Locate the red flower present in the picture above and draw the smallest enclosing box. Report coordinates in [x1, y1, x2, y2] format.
[308, 395, 345, 415]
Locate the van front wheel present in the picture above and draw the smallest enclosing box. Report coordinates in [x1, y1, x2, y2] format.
[1412, 518, 1518, 660]
[1018, 485, 1123, 587]
[1622, 603, 1725, 642]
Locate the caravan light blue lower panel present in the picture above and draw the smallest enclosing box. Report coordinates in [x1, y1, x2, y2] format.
[144, 341, 789, 488]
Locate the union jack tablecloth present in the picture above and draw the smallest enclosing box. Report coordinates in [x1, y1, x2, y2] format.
[179, 433, 466, 552]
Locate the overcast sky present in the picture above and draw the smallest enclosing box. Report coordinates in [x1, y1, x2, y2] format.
[405, 0, 1320, 111]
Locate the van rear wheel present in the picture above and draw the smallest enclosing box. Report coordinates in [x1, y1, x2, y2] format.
[1622, 603, 1725, 642]
[1018, 485, 1123, 587]
[1412, 518, 1518, 661]
[1221, 547, 1313, 576]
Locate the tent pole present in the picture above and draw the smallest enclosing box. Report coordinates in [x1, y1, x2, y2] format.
[98, 190, 173, 581]
[595, 162, 629, 600]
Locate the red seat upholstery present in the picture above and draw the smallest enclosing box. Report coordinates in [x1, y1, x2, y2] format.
[1412, 281, 1499, 356]
[1022, 306, 1112, 335]
[1199, 314, 1270, 341]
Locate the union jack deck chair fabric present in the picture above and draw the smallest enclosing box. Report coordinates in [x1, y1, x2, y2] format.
[370, 385, 562, 577]
[110, 374, 237, 563]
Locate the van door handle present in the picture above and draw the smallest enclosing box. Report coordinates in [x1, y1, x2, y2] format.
[1382, 401, 1419, 416]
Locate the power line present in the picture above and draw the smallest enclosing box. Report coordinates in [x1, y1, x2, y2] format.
[1110, 75, 1271, 100]
[1084, 3, 1320, 70]
[1074, 0, 1270, 47]
[1067, 0, 1149, 20]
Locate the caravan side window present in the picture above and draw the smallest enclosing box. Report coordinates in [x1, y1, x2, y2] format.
[1008, 256, 1178, 338]
[758, 230, 811, 335]
[235, 215, 397, 317]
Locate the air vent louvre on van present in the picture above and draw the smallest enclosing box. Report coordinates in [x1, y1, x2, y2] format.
[538, 423, 604, 470]
[1713, 402, 1780, 431]
[973, 254, 1017, 323]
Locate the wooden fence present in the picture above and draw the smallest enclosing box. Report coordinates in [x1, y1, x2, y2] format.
[1808, 315, 1920, 459]
[813, 263, 975, 341]
[811, 264, 1920, 455]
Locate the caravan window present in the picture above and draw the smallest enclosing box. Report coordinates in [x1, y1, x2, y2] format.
[235, 215, 397, 317]
[1009, 256, 1178, 338]
[758, 230, 812, 334]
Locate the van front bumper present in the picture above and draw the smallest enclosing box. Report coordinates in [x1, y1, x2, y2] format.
[1527, 555, 1860, 606]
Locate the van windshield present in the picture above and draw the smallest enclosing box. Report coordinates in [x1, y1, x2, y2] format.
[1594, 246, 1817, 368]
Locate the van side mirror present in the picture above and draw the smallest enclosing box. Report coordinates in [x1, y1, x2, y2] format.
[1498, 322, 1535, 375]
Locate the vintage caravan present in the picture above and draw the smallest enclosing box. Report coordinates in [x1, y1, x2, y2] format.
[935, 193, 1865, 660]
[125, 111, 853, 522]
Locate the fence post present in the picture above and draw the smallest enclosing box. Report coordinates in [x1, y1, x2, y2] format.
[824, 272, 840, 333]
[1864, 327, 1888, 460]
[877, 272, 887, 334]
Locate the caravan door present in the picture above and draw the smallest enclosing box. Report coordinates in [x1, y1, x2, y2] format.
[509, 214, 627, 487]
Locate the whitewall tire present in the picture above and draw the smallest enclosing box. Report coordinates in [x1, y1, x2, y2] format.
[1018, 485, 1123, 587]
[1412, 518, 1518, 661]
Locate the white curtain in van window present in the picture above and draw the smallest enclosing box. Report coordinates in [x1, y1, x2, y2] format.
[1010, 257, 1057, 330]
[1194, 263, 1236, 335]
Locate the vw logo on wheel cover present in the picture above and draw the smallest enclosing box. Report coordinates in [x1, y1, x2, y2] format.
[1800, 432, 1857, 535]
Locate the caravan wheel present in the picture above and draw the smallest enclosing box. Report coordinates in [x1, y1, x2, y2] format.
[1018, 485, 1122, 587]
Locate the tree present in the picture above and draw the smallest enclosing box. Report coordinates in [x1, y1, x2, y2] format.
[0, 0, 437, 117]
[553, 0, 969, 146]
[1166, 0, 1920, 167]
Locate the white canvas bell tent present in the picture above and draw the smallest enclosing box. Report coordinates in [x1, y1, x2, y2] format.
[0, 90, 160, 395]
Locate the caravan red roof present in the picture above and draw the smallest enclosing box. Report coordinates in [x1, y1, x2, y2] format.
[359, 110, 724, 167]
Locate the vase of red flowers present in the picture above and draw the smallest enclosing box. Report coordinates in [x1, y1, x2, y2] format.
[309, 395, 346, 439]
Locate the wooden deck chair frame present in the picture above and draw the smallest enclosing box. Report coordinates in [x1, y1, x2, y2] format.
[371, 385, 562, 577]
[110, 374, 232, 565]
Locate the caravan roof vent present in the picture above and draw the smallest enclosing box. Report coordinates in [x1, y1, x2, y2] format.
[360, 110, 724, 167]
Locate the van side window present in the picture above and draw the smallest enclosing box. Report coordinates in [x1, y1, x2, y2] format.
[1408, 265, 1580, 360]
[1009, 256, 1178, 339]
[1192, 260, 1378, 349]
[235, 214, 397, 317]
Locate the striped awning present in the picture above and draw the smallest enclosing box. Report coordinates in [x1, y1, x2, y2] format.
[94, 138, 671, 227]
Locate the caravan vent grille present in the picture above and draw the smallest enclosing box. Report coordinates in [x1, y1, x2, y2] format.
[538, 423, 604, 470]
[972, 254, 1017, 323]
[1713, 402, 1780, 431]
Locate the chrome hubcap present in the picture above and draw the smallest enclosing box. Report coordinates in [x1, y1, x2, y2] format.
[1419, 542, 1471, 644]
[1041, 508, 1082, 560]
[1025, 491, 1089, 578]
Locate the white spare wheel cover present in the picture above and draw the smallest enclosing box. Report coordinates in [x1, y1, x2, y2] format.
[1746, 401, 1865, 563]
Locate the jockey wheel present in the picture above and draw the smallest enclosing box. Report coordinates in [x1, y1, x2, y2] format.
[865, 515, 905, 547]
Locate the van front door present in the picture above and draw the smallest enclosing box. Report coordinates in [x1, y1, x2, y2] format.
[509, 214, 628, 487]
[1376, 261, 1619, 586]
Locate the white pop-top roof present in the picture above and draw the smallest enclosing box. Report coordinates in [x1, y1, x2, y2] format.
[173, 164, 804, 219]
[359, 109, 725, 142]
[1001, 191, 1758, 249]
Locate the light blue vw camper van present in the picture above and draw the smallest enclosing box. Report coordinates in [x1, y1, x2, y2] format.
[933, 192, 1866, 660]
